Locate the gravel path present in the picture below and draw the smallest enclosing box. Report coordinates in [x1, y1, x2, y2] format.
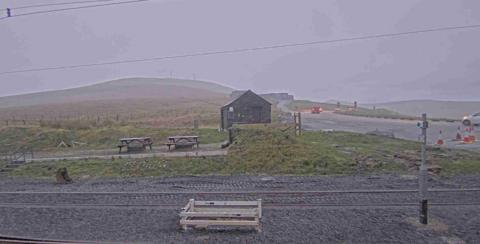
[1, 174, 479, 243]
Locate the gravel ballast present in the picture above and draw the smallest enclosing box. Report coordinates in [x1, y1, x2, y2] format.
[0, 174, 479, 243]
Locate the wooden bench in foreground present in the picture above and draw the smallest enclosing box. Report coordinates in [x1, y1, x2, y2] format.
[179, 199, 262, 232]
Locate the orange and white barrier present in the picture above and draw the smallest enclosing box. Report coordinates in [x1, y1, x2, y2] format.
[462, 127, 476, 144]
[470, 127, 476, 143]
[436, 130, 444, 146]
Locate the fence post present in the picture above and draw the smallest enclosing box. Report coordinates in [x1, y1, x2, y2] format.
[228, 128, 233, 144]
[193, 119, 199, 129]
[298, 112, 302, 135]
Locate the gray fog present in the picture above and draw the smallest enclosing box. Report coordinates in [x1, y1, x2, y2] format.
[0, 0, 479, 103]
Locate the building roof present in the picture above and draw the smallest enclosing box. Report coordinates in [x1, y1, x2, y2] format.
[222, 90, 272, 108]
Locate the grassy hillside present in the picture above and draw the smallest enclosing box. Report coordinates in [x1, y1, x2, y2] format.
[8, 126, 480, 178]
[0, 78, 233, 109]
[373, 100, 480, 119]
[0, 78, 232, 127]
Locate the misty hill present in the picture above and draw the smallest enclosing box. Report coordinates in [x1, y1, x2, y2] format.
[374, 100, 480, 119]
[0, 78, 234, 109]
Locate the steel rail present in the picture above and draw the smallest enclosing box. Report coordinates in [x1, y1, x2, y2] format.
[1, 202, 479, 209]
[0, 234, 101, 244]
[1, 188, 479, 195]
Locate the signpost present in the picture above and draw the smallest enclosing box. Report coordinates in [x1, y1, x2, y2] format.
[293, 112, 302, 136]
[417, 113, 429, 224]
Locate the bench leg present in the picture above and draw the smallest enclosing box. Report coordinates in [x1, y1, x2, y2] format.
[255, 218, 262, 233]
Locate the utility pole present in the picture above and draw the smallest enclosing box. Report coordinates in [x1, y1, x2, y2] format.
[418, 113, 429, 224]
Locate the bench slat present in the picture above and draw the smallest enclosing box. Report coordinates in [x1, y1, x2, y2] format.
[180, 220, 259, 226]
[192, 208, 257, 213]
[194, 201, 258, 206]
[179, 212, 257, 218]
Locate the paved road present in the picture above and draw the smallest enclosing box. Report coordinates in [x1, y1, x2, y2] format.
[301, 111, 480, 149]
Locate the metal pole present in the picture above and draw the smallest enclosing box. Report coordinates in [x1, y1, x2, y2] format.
[419, 113, 428, 224]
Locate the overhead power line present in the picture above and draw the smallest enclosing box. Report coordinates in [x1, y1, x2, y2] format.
[1, 23, 480, 76]
[1, 0, 148, 19]
[1, 0, 117, 11]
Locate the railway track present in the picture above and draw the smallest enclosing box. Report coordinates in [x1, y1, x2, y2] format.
[1, 189, 479, 244]
[0, 188, 479, 209]
[0, 202, 479, 209]
[1, 188, 479, 194]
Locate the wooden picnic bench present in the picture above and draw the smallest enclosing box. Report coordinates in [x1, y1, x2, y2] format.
[166, 136, 199, 151]
[118, 137, 153, 153]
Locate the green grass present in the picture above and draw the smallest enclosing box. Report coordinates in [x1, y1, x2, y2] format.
[9, 157, 227, 178]
[336, 108, 402, 118]
[6, 126, 480, 179]
[439, 160, 480, 176]
[224, 126, 415, 175]
[0, 126, 227, 152]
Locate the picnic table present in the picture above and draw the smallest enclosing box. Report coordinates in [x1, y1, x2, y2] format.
[118, 137, 153, 153]
[166, 136, 199, 151]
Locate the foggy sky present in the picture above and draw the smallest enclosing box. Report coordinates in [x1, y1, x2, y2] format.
[0, 0, 479, 103]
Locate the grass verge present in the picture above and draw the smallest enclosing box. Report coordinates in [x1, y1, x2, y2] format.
[6, 125, 480, 179]
[0, 126, 226, 152]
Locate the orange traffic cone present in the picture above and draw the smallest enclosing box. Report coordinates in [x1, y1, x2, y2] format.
[437, 130, 445, 146]
[455, 126, 463, 141]
[436, 130, 444, 145]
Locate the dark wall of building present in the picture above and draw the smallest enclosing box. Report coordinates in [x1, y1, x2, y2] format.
[221, 91, 271, 129]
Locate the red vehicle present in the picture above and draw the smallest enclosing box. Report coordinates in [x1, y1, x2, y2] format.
[311, 106, 323, 114]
